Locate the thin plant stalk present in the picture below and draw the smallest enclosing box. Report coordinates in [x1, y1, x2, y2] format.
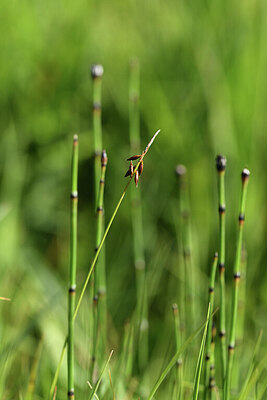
[49, 130, 160, 398]
[209, 322, 218, 400]
[203, 252, 218, 400]
[175, 165, 196, 336]
[129, 59, 148, 370]
[215, 155, 227, 380]
[224, 168, 250, 400]
[91, 150, 108, 380]
[91, 64, 104, 203]
[68, 134, 79, 400]
[192, 303, 211, 400]
[90, 64, 106, 378]
[172, 304, 183, 400]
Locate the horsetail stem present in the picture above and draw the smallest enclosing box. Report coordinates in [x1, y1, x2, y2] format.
[91, 64, 104, 205]
[203, 252, 218, 400]
[215, 154, 227, 380]
[172, 303, 183, 400]
[67, 134, 78, 400]
[176, 164, 196, 336]
[224, 168, 250, 400]
[129, 59, 148, 370]
[91, 150, 108, 381]
[209, 322, 217, 399]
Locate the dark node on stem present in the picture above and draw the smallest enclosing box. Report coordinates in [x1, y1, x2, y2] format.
[181, 209, 190, 219]
[73, 134, 78, 143]
[215, 155, 227, 172]
[101, 149, 108, 167]
[172, 303, 178, 314]
[71, 191, 78, 199]
[239, 213, 245, 222]
[242, 168, 250, 182]
[219, 330, 226, 337]
[93, 102, 101, 111]
[97, 206, 103, 213]
[234, 272, 241, 280]
[127, 154, 141, 161]
[209, 381, 216, 389]
[214, 251, 218, 259]
[219, 204, 226, 213]
[130, 93, 139, 103]
[228, 344, 235, 351]
[175, 164, 187, 177]
[92, 356, 96, 362]
[95, 150, 101, 157]
[98, 287, 106, 297]
[177, 359, 182, 367]
[218, 262, 225, 271]
[206, 354, 210, 361]
[209, 287, 214, 293]
[69, 285, 76, 294]
[68, 389, 75, 398]
[135, 259, 145, 270]
[95, 246, 99, 253]
[91, 64, 104, 78]
[212, 323, 216, 340]
[210, 363, 215, 370]
[93, 295, 98, 305]
[183, 248, 191, 258]
[100, 179, 105, 184]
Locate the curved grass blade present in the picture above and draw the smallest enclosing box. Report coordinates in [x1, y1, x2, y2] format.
[192, 303, 211, 400]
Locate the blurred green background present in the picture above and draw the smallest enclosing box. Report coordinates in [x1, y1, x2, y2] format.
[0, 0, 267, 398]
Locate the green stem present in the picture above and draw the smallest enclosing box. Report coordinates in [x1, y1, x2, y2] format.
[68, 135, 79, 400]
[172, 304, 183, 400]
[91, 64, 104, 205]
[91, 150, 108, 380]
[224, 169, 250, 400]
[129, 59, 148, 370]
[203, 252, 218, 400]
[215, 155, 227, 382]
[176, 165, 195, 337]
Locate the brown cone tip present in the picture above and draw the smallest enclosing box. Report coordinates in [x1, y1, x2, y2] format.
[175, 164, 187, 176]
[91, 64, 104, 78]
[216, 155, 227, 171]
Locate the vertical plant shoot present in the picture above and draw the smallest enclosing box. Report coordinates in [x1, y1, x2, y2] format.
[129, 58, 148, 370]
[68, 134, 79, 400]
[175, 164, 196, 337]
[91, 64, 104, 205]
[224, 168, 250, 400]
[215, 154, 227, 380]
[204, 252, 218, 400]
[92, 150, 108, 381]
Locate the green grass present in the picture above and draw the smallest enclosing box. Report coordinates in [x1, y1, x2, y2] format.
[1, 0, 267, 399]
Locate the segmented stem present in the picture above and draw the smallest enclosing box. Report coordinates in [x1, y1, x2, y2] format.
[224, 168, 250, 400]
[204, 252, 218, 400]
[68, 135, 78, 399]
[91, 150, 108, 380]
[129, 59, 148, 370]
[91, 64, 104, 205]
[215, 155, 227, 380]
